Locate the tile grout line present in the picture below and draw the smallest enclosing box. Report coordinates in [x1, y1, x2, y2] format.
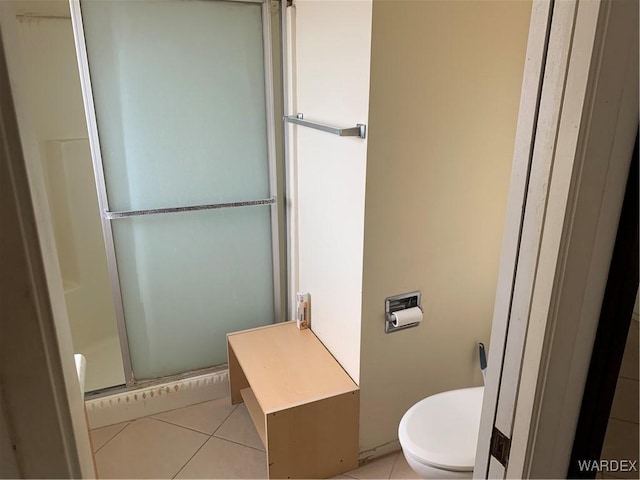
[388, 451, 401, 479]
[167, 402, 240, 479]
[151, 416, 220, 437]
[93, 421, 131, 455]
[171, 424, 265, 479]
[208, 403, 268, 451]
[347, 452, 400, 480]
[210, 404, 239, 437]
[146, 395, 236, 418]
[141, 397, 237, 423]
[169, 402, 260, 479]
[171, 433, 210, 480]
[146, 398, 238, 437]
[91, 401, 246, 480]
[212, 433, 266, 453]
[605, 416, 640, 425]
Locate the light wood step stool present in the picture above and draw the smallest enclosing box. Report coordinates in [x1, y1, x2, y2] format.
[227, 322, 359, 479]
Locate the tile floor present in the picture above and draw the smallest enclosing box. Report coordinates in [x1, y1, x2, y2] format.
[599, 319, 639, 480]
[90, 321, 639, 479]
[90, 395, 418, 479]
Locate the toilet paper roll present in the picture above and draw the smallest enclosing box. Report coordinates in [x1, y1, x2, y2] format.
[391, 307, 423, 327]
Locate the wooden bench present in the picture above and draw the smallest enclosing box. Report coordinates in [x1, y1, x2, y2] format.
[227, 322, 359, 479]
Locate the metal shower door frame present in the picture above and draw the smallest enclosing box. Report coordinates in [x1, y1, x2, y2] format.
[69, 0, 285, 386]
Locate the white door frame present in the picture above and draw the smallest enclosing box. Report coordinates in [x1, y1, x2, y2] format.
[0, 2, 95, 476]
[475, 0, 638, 477]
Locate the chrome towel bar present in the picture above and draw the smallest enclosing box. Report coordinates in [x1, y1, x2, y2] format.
[283, 113, 366, 139]
[104, 197, 276, 220]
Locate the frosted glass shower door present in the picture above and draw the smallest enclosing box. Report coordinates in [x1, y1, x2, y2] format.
[73, 0, 279, 380]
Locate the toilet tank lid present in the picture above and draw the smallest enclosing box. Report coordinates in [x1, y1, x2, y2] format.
[398, 386, 484, 471]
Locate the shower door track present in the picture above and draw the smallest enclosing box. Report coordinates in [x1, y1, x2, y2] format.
[84, 364, 228, 400]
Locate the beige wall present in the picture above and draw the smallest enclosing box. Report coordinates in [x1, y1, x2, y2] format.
[294, 0, 373, 383]
[358, 0, 532, 451]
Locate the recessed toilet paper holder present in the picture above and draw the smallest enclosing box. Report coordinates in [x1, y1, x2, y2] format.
[385, 291, 422, 334]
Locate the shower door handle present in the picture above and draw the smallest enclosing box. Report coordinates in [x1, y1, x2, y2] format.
[103, 197, 277, 220]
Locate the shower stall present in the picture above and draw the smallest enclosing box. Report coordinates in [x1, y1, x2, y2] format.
[7, 0, 285, 392]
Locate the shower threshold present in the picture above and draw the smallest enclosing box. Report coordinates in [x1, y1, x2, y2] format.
[83, 365, 230, 429]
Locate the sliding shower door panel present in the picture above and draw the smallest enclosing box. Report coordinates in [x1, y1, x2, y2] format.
[73, 0, 279, 380]
[82, 0, 270, 212]
[113, 207, 274, 379]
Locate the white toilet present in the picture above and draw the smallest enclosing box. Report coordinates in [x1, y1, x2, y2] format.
[398, 386, 484, 479]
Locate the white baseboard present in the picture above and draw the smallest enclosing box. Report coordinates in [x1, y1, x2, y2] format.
[358, 440, 402, 464]
[86, 370, 229, 429]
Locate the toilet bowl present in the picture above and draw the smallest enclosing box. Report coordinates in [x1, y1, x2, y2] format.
[398, 386, 484, 479]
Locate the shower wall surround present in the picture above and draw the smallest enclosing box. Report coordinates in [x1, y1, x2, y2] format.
[13, 11, 123, 391]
